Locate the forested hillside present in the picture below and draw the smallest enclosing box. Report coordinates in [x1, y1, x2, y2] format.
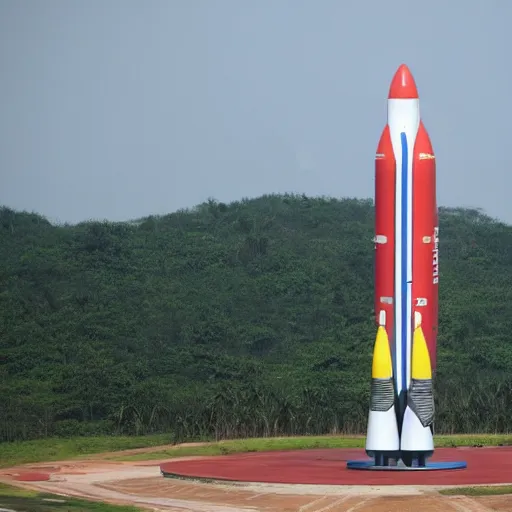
[1, 194, 512, 442]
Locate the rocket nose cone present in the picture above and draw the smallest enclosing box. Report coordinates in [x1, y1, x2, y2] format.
[388, 64, 419, 99]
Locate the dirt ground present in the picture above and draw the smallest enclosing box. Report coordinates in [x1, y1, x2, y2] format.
[1, 444, 511, 512]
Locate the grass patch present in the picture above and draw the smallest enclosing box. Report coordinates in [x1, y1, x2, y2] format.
[0, 482, 143, 511]
[111, 435, 362, 461]
[114, 435, 367, 461]
[0, 433, 171, 468]
[111, 433, 512, 462]
[440, 485, 512, 496]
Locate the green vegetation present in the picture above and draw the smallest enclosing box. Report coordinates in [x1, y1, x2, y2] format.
[0, 483, 142, 511]
[439, 485, 512, 496]
[0, 434, 171, 468]
[109, 434, 512, 462]
[2, 194, 512, 443]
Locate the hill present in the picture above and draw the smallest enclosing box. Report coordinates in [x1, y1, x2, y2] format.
[1, 194, 512, 442]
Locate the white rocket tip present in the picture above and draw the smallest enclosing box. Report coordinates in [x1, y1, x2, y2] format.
[414, 311, 422, 329]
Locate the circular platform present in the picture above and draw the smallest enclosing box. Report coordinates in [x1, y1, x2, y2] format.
[346, 460, 467, 471]
[160, 447, 512, 485]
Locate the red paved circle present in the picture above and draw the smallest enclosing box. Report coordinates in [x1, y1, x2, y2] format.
[160, 447, 512, 485]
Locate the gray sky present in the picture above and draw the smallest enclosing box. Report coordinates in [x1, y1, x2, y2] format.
[1, 0, 511, 224]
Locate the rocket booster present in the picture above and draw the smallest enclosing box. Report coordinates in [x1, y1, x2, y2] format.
[366, 64, 437, 466]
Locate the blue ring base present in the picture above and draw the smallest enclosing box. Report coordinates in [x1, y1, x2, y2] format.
[346, 460, 467, 471]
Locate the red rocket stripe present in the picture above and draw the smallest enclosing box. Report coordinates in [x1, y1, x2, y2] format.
[411, 121, 437, 371]
[374, 125, 396, 376]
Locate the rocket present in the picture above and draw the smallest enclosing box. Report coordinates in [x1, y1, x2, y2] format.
[366, 64, 437, 467]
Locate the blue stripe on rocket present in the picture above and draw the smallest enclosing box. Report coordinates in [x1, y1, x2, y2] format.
[400, 131, 408, 393]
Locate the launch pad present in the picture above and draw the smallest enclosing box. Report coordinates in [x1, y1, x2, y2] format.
[159, 447, 508, 485]
[346, 460, 467, 471]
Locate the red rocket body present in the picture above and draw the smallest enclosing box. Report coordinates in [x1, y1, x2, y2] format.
[374, 65, 438, 400]
[365, 64, 442, 467]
